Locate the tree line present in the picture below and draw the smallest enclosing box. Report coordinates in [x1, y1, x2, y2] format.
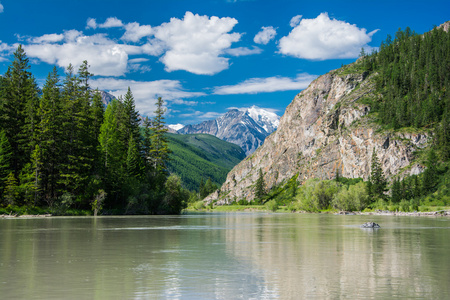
[0, 45, 189, 214]
[360, 25, 449, 159]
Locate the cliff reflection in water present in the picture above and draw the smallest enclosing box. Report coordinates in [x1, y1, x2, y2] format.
[223, 213, 450, 299]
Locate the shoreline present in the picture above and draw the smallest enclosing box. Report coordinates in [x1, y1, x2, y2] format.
[2, 210, 450, 218]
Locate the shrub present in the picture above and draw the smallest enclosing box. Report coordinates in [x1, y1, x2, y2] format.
[265, 200, 278, 212]
[193, 200, 205, 210]
[332, 181, 369, 211]
[296, 179, 341, 211]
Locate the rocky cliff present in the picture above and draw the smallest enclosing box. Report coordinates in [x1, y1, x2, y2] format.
[210, 64, 430, 204]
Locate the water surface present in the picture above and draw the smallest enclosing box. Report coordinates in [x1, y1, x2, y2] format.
[1, 213, 449, 299]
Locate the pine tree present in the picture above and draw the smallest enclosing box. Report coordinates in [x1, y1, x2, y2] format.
[255, 168, 266, 200]
[150, 97, 171, 174]
[126, 134, 142, 178]
[369, 148, 387, 200]
[422, 149, 438, 193]
[36, 67, 63, 202]
[390, 178, 402, 203]
[3, 172, 19, 206]
[122, 87, 141, 149]
[0, 45, 39, 180]
[0, 129, 12, 197]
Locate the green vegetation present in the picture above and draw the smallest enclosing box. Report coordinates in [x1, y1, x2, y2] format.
[166, 133, 245, 191]
[0, 46, 189, 215]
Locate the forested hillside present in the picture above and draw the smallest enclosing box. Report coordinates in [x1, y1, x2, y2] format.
[166, 133, 245, 191]
[0, 46, 188, 215]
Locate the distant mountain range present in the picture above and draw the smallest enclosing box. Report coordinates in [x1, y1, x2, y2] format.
[176, 106, 280, 155]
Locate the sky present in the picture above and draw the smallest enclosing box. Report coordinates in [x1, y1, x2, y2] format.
[0, 0, 448, 126]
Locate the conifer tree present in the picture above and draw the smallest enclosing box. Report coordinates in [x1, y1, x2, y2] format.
[255, 168, 266, 200]
[369, 148, 387, 200]
[36, 67, 63, 202]
[0, 129, 12, 198]
[150, 97, 171, 174]
[0, 45, 39, 180]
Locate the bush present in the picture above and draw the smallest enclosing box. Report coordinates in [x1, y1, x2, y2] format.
[296, 179, 340, 211]
[193, 200, 205, 210]
[332, 181, 368, 211]
[265, 200, 278, 212]
[399, 199, 411, 212]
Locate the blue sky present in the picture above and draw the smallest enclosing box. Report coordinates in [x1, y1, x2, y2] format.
[0, 0, 448, 126]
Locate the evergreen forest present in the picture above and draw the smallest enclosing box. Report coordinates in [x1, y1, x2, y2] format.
[0, 46, 189, 215]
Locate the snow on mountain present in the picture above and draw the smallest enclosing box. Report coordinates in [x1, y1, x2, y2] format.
[244, 106, 280, 133]
[178, 106, 280, 155]
[168, 124, 185, 131]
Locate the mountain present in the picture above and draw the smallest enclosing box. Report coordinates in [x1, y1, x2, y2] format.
[207, 23, 450, 204]
[166, 133, 246, 191]
[98, 90, 116, 106]
[178, 106, 280, 155]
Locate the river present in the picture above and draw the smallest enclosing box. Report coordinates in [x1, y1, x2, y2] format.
[1, 213, 449, 299]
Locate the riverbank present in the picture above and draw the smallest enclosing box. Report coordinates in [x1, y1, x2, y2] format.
[186, 205, 450, 217]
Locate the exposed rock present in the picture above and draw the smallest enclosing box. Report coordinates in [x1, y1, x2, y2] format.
[361, 222, 380, 228]
[179, 106, 280, 155]
[209, 65, 431, 204]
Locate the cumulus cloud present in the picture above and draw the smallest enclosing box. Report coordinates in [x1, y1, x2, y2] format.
[91, 78, 205, 116]
[0, 3, 4, 13]
[17, 12, 248, 77]
[86, 18, 98, 29]
[0, 41, 15, 61]
[225, 46, 262, 56]
[100, 17, 124, 28]
[29, 33, 64, 44]
[290, 15, 302, 27]
[254, 26, 277, 45]
[122, 22, 153, 42]
[86, 17, 124, 29]
[213, 73, 317, 95]
[279, 12, 378, 60]
[153, 11, 241, 75]
[179, 110, 223, 122]
[24, 31, 132, 76]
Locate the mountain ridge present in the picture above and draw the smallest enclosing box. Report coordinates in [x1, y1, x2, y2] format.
[178, 106, 280, 155]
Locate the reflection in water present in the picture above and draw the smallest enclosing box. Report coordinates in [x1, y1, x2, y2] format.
[0, 214, 449, 299]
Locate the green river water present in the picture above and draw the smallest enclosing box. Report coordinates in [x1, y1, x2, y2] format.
[1, 213, 449, 299]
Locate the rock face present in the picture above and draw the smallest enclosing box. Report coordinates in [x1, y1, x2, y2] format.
[209, 66, 430, 204]
[361, 222, 381, 228]
[178, 106, 280, 155]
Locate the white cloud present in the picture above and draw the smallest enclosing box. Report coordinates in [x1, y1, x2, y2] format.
[25, 31, 131, 76]
[225, 46, 262, 56]
[17, 12, 247, 76]
[0, 3, 4, 13]
[153, 11, 241, 75]
[86, 17, 123, 29]
[0, 41, 16, 61]
[122, 22, 153, 42]
[91, 78, 205, 116]
[254, 26, 277, 45]
[29, 33, 64, 44]
[179, 110, 223, 121]
[86, 18, 98, 29]
[100, 17, 124, 28]
[290, 15, 302, 27]
[279, 12, 378, 60]
[213, 73, 317, 95]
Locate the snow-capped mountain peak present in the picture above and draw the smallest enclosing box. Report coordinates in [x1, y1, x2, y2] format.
[168, 124, 185, 131]
[244, 105, 280, 133]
